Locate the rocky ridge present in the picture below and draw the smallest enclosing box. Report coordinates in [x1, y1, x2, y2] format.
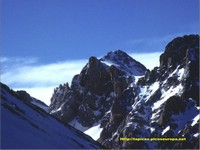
[48, 34, 199, 149]
[48, 49, 147, 127]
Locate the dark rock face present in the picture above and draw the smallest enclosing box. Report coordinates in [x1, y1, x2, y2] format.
[158, 96, 185, 126]
[48, 35, 199, 149]
[160, 34, 199, 68]
[48, 50, 147, 128]
[17, 91, 33, 102]
[79, 56, 112, 95]
[182, 49, 199, 102]
[15, 90, 48, 110]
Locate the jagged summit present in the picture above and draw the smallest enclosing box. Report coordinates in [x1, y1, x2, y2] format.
[100, 49, 147, 76]
[48, 50, 147, 126]
[160, 34, 199, 68]
[165, 34, 198, 53]
[103, 49, 132, 61]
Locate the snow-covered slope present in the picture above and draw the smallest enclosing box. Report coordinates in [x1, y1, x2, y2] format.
[0, 83, 102, 149]
[48, 34, 199, 149]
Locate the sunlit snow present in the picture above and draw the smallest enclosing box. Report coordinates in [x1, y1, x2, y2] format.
[191, 114, 200, 127]
[84, 124, 103, 140]
[162, 126, 170, 135]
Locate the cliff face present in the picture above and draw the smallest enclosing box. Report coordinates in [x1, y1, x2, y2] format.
[160, 35, 199, 68]
[48, 35, 199, 149]
[48, 50, 147, 127]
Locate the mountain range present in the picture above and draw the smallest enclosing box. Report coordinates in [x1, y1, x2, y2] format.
[1, 34, 199, 149]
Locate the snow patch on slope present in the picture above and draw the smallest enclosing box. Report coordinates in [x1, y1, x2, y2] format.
[1, 85, 101, 149]
[191, 114, 200, 127]
[84, 124, 103, 140]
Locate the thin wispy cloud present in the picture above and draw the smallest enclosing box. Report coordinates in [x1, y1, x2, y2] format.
[127, 32, 198, 52]
[1, 57, 39, 73]
[1, 58, 87, 105]
[2, 58, 87, 87]
[129, 33, 179, 45]
[1, 52, 161, 105]
[1, 56, 39, 65]
[0, 57, 9, 63]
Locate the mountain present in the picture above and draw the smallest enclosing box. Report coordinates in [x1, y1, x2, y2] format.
[0, 83, 102, 149]
[48, 34, 199, 149]
[48, 50, 147, 130]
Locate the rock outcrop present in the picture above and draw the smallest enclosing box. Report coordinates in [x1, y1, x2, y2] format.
[48, 50, 147, 128]
[48, 35, 199, 149]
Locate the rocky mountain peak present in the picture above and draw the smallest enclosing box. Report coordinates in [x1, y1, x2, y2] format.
[103, 49, 131, 61]
[160, 34, 199, 68]
[79, 56, 111, 95]
[48, 50, 147, 127]
[88, 56, 101, 68]
[48, 35, 199, 149]
[101, 49, 147, 76]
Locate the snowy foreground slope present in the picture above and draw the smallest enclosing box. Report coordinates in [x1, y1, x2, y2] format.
[0, 83, 102, 149]
[49, 34, 199, 149]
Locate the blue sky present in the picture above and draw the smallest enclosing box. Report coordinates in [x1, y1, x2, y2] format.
[1, 0, 199, 105]
[2, 0, 199, 61]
